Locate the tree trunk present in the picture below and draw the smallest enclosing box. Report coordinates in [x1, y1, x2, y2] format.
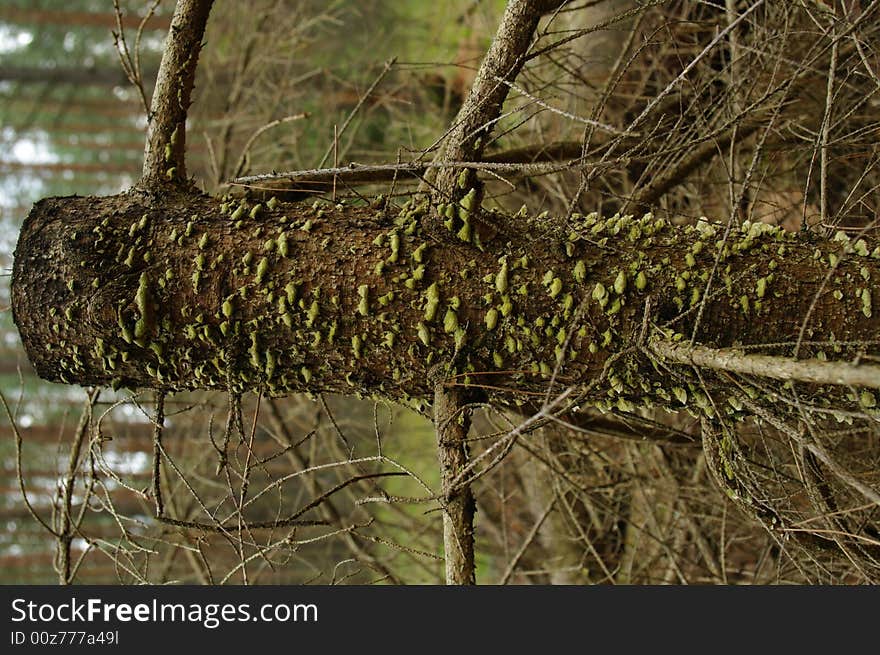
[14, 188, 880, 419]
[434, 381, 476, 585]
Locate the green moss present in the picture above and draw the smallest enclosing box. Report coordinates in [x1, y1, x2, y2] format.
[255, 257, 269, 284]
[424, 282, 440, 321]
[388, 232, 400, 262]
[461, 187, 477, 211]
[357, 284, 370, 316]
[249, 333, 261, 370]
[307, 300, 319, 326]
[443, 307, 458, 333]
[285, 281, 298, 304]
[756, 277, 767, 298]
[485, 308, 499, 330]
[495, 258, 509, 294]
[134, 317, 147, 340]
[635, 271, 647, 290]
[417, 322, 430, 346]
[672, 387, 687, 404]
[135, 273, 150, 316]
[500, 295, 513, 317]
[222, 298, 234, 318]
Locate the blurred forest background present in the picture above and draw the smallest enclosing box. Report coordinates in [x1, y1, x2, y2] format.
[3, 0, 880, 584]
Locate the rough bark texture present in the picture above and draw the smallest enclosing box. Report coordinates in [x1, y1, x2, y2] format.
[434, 381, 476, 585]
[141, 0, 213, 187]
[431, 0, 551, 210]
[13, 189, 880, 419]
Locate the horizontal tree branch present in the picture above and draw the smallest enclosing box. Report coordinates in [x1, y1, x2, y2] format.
[651, 339, 880, 390]
[230, 154, 611, 191]
[13, 190, 880, 423]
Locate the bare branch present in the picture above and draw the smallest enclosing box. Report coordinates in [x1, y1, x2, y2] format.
[651, 338, 880, 390]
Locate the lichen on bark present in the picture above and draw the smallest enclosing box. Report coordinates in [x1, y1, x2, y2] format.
[12, 188, 880, 421]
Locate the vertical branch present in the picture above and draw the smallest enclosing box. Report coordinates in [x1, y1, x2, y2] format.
[151, 391, 166, 518]
[430, 1, 563, 208]
[819, 32, 838, 227]
[141, 0, 214, 187]
[434, 381, 476, 585]
[56, 389, 100, 585]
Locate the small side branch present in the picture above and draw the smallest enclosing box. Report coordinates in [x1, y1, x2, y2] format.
[432, 0, 563, 203]
[141, 0, 214, 187]
[231, 145, 601, 195]
[651, 338, 880, 390]
[434, 381, 476, 585]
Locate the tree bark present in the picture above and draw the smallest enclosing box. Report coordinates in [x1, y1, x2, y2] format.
[13, 190, 880, 418]
[429, 0, 561, 229]
[141, 0, 213, 187]
[434, 381, 476, 585]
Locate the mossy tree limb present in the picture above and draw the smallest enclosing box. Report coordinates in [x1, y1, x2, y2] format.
[13, 191, 880, 422]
